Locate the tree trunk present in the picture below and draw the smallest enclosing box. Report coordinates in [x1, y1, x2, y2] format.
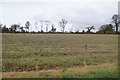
[115, 22, 118, 33]
[63, 27, 65, 32]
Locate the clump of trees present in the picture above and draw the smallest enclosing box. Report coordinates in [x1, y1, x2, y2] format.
[1, 24, 26, 33]
[1, 21, 31, 33]
[98, 24, 115, 33]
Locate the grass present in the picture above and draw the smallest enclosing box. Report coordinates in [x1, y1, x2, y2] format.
[2, 33, 118, 78]
[90, 70, 118, 78]
[2, 63, 118, 78]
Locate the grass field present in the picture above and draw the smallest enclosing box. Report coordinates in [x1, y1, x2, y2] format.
[2, 33, 118, 78]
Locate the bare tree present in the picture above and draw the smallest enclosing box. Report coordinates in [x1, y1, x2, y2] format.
[59, 19, 67, 32]
[112, 14, 120, 33]
[86, 26, 95, 33]
[34, 21, 39, 32]
[45, 20, 50, 32]
[25, 21, 30, 32]
[40, 20, 44, 32]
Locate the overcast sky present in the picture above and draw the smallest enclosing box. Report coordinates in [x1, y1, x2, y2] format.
[0, 0, 119, 32]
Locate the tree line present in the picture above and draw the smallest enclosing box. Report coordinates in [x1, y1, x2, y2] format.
[0, 14, 120, 34]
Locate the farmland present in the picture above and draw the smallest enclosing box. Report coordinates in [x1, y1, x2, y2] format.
[2, 33, 118, 78]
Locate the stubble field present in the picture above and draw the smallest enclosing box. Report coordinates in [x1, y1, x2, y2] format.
[2, 33, 118, 78]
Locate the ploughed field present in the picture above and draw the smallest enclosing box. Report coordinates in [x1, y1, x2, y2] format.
[2, 33, 118, 78]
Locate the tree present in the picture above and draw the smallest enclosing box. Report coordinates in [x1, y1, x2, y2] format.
[0, 23, 2, 33]
[20, 26, 25, 33]
[9, 24, 20, 33]
[34, 21, 39, 32]
[50, 24, 56, 32]
[98, 24, 114, 33]
[82, 30, 85, 33]
[25, 21, 30, 32]
[59, 19, 67, 32]
[45, 20, 50, 32]
[2, 25, 9, 33]
[40, 20, 44, 33]
[112, 15, 120, 33]
[86, 26, 95, 33]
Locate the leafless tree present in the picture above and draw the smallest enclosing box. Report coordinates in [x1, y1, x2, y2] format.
[45, 20, 50, 32]
[34, 21, 39, 32]
[86, 26, 95, 33]
[59, 19, 67, 32]
[40, 20, 44, 32]
[25, 21, 30, 32]
[112, 14, 120, 33]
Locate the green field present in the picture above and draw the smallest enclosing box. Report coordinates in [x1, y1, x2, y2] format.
[2, 33, 118, 78]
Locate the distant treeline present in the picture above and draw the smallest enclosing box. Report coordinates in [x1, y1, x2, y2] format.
[0, 15, 120, 34]
[0, 23, 119, 34]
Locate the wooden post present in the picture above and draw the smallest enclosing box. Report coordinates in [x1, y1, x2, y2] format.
[85, 44, 88, 50]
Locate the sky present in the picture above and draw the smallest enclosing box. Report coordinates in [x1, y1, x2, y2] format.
[0, 0, 119, 32]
